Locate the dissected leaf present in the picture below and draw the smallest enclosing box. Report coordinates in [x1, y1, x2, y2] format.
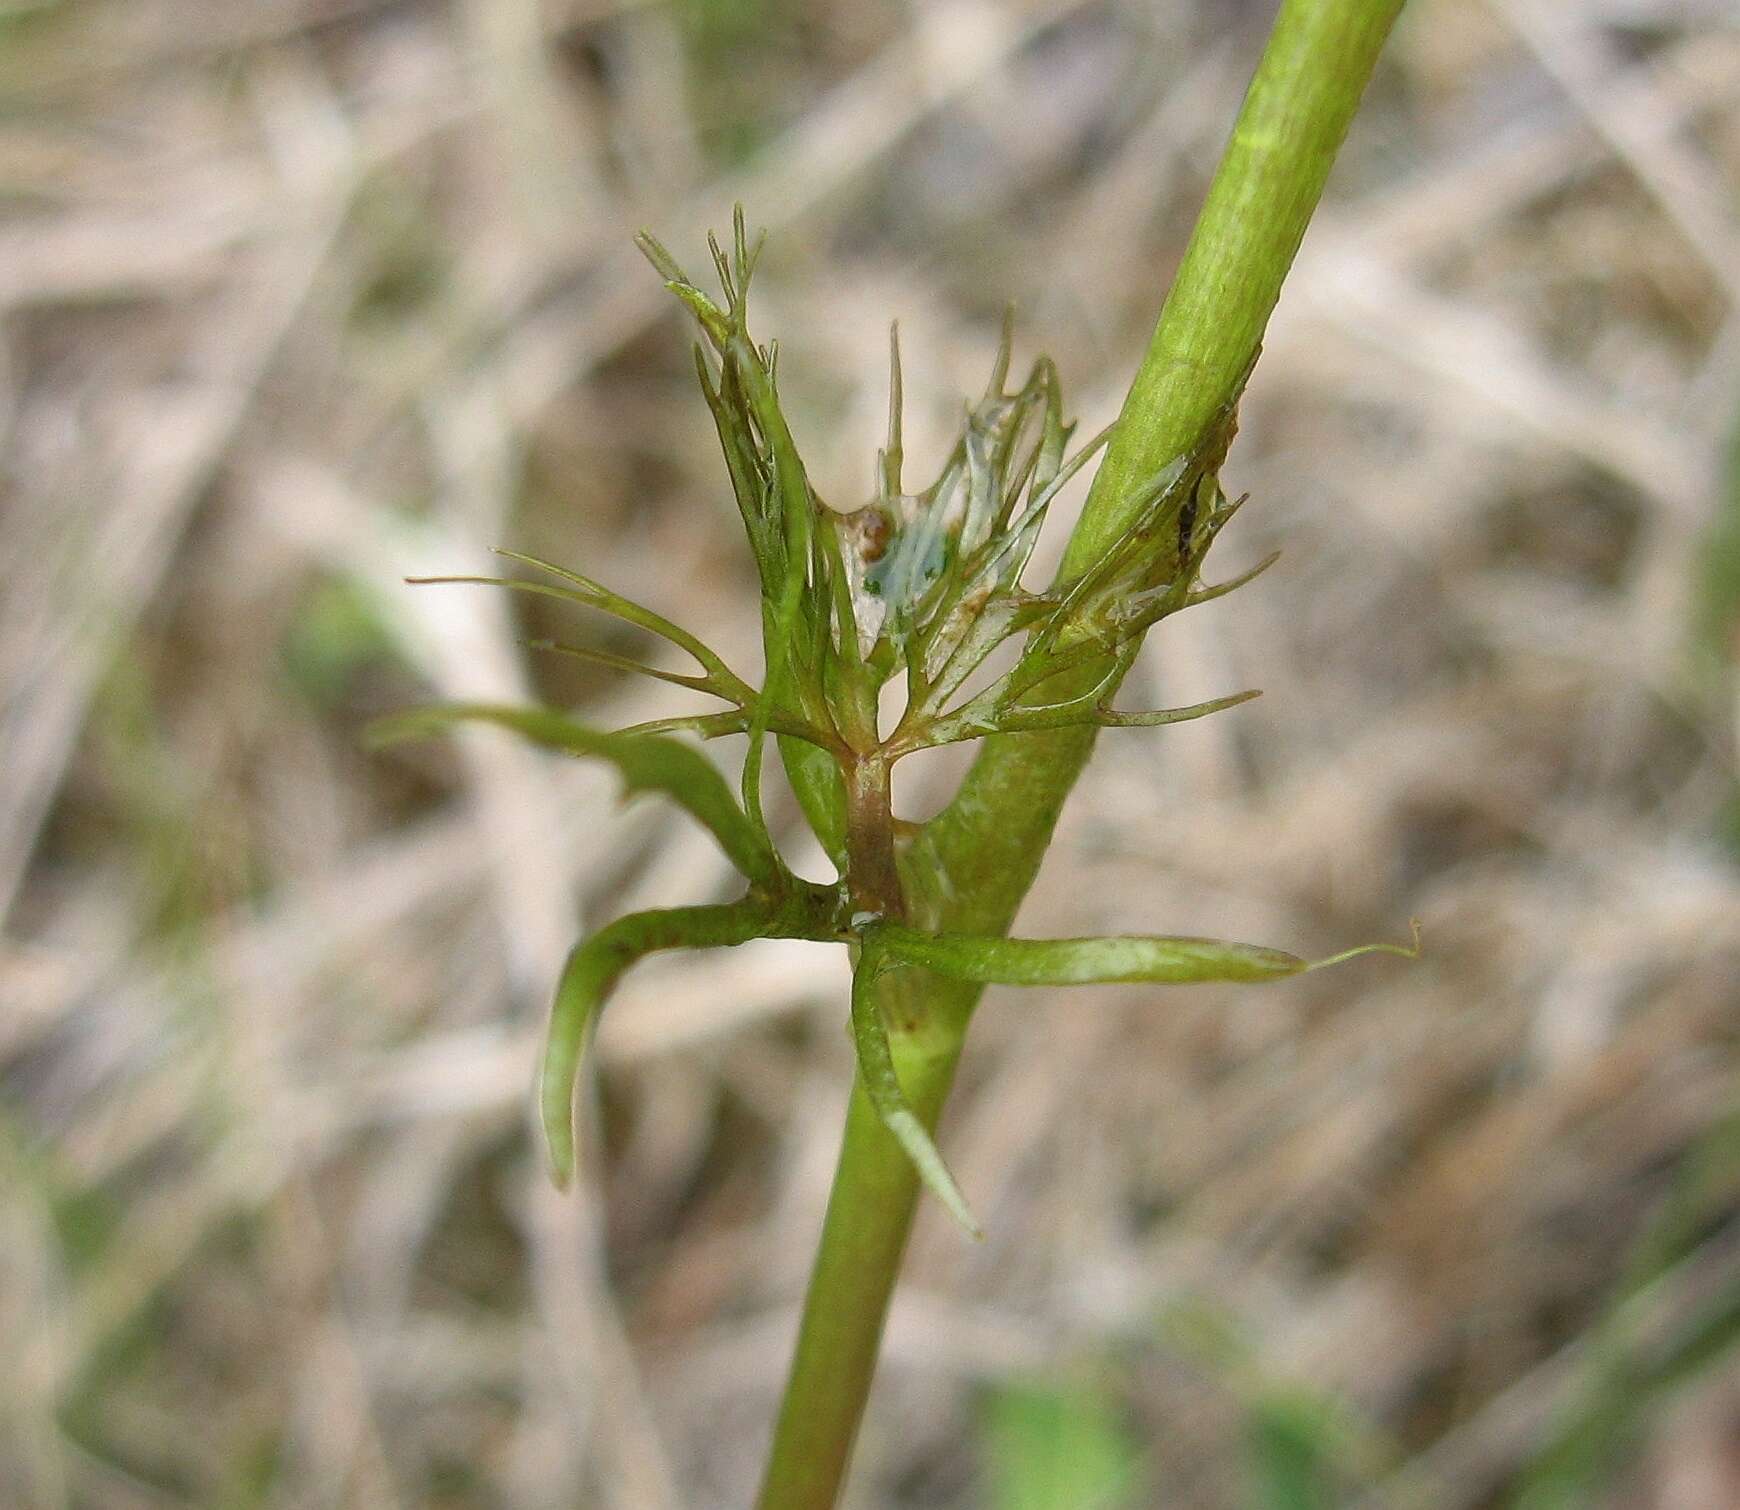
[1186, 548, 1282, 608]
[916, 594, 1051, 725]
[364, 702, 784, 887]
[495, 550, 748, 685]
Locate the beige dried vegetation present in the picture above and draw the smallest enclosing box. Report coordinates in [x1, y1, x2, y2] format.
[2, 1, 1738, 1506]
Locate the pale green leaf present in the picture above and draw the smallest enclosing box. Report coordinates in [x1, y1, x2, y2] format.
[982, 1379, 1141, 1510]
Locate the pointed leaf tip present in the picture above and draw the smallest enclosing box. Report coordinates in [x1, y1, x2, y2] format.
[1093, 688, 1262, 730]
[634, 229, 687, 286]
[1303, 918, 1422, 972]
[884, 1102, 982, 1238]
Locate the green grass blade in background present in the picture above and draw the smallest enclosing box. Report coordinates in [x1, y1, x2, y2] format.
[1246, 1390, 1339, 1510]
[1691, 411, 1740, 681]
[981, 1378, 1142, 1510]
[1693, 409, 1740, 856]
[1513, 1107, 1740, 1509]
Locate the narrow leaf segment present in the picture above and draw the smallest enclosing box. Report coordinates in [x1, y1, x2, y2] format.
[849, 945, 981, 1237]
[365, 703, 784, 889]
[540, 901, 781, 1186]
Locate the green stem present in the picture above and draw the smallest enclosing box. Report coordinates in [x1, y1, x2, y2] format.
[755, 998, 966, 1510]
[758, 2, 1403, 1502]
[1063, 0, 1406, 578]
[927, 0, 1405, 933]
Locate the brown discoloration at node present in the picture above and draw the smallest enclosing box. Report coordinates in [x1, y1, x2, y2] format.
[840, 504, 894, 564]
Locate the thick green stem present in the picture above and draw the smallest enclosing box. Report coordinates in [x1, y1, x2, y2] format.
[758, 2, 1404, 1502]
[1062, 0, 1406, 578]
[755, 1003, 965, 1510]
[926, 0, 1405, 931]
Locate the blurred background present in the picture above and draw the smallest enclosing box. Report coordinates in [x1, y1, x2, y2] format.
[3, 0, 1739, 1506]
